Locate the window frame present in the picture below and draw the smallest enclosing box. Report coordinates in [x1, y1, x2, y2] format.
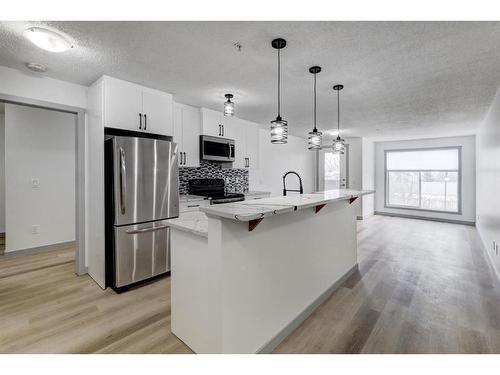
[384, 146, 462, 215]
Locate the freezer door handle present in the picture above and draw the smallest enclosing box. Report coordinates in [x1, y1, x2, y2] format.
[125, 224, 169, 234]
[119, 147, 126, 214]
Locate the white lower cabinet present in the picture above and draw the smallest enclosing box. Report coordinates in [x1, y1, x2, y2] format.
[173, 102, 201, 167]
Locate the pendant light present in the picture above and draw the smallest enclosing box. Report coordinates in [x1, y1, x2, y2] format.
[224, 94, 235, 117]
[270, 38, 288, 144]
[308, 66, 322, 149]
[332, 84, 346, 154]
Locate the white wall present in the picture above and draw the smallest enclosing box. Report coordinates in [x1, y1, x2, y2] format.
[0, 112, 5, 233]
[4, 104, 76, 252]
[361, 138, 375, 218]
[344, 138, 363, 217]
[0, 65, 87, 108]
[253, 129, 315, 196]
[374, 135, 476, 223]
[476, 88, 500, 278]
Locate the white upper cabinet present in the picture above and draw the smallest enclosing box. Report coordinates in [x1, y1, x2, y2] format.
[103, 76, 173, 136]
[200, 107, 260, 170]
[244, 122, 260, 170]
[142, 89, 173, 135]
[104, 77, 143, 131]
[230, 118, 247, 169]
[182, 105, 201, 168]
[173, 102, 201, 168]
[201, 107, 227, 137]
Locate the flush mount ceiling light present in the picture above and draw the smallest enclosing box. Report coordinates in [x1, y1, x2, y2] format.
[308, 66, 322, 150]
[270, 38, 288, 144]
[332, 84, 346, 154]
[224, 94, 235, 117]
[24, 27, 73, 52]
[26, 62, 47, 73]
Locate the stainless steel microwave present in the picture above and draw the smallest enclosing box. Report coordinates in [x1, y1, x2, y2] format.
[199, 135, 235, 162]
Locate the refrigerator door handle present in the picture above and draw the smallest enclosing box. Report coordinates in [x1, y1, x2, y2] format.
[125, 224, 169, 234]
[119, 147, 127, 214]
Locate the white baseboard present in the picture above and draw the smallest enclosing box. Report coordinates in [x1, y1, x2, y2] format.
[374, 211, 475, 226]
[2, 240, 76, 258]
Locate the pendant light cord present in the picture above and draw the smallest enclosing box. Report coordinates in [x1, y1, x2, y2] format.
[277, 48, 281, 118]
[337, 88, 340, 134]
[313, 72, 317, 131]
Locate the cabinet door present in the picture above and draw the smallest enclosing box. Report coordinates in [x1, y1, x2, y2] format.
[182, 105, 201, 167]
[245, 123, 260, 170]
[142, 89, 173, 136]
[172, 102, 183, 167]
[230, 118, 247, 169]
[104, 77, 143, 131]
[201, 108, 223, 137]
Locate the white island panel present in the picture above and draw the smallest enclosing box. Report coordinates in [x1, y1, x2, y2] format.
[171, 195, 361, 353]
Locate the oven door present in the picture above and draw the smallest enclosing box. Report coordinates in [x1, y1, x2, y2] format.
[200, 135, 235, 162]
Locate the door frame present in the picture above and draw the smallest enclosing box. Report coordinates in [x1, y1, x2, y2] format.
[0, 93, 86, 275]
[315, 144, 350, 192]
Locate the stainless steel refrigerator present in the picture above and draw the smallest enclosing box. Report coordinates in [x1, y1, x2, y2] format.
[104, 129, 179, 292]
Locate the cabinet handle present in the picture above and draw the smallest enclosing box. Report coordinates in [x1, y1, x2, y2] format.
[222, 125, 224, 136]
[218, 124, 221, 136]
[144, 114, 147, 130]
[184, 152, 187, 165]
[139, 113, 142, 130]
[180, 152, 184, 165]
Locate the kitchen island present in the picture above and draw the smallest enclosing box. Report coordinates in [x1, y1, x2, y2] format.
[167, 189, 374, 353]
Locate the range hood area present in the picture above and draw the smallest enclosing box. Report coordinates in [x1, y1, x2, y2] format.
[199, 135, 235, 163]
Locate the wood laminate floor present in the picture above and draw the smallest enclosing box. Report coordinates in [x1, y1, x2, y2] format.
[0, 235, 5, 256]
[0, 215, 499, 353]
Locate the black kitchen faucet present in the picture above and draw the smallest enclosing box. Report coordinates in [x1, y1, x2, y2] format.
[282, 171, 304, 196]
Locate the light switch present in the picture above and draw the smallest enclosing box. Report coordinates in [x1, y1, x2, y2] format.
[31, 178, 40, 189]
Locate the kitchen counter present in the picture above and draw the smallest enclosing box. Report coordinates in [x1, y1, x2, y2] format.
[165, 211, 208, 238]
[242, 190, 271, 197]
[200, 189, 374, 222]
[179, 194, 209, 203]
[170, 189, 374, 354]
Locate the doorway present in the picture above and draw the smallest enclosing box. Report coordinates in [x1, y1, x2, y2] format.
[0, 95, 85, 275]
[317, 145, 349, 191]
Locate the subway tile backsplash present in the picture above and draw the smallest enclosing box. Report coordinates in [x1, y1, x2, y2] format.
[179, 160, 249, 195]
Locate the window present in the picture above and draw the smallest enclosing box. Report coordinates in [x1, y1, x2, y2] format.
[385, 147, 460, 213]
[324, 152, 340, 190]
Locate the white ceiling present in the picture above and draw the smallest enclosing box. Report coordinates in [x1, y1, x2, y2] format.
[1, 21, 500, 140]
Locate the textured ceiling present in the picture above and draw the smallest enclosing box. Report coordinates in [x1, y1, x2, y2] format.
[1, 21, 500, 140]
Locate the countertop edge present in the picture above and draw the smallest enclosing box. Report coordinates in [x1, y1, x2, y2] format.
[200, 190, 375, 222]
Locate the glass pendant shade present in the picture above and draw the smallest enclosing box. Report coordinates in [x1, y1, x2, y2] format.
[308, 129, 322, 149]
[224, 94, 234, 117]
[271, 117, 288, 144]
[332, 136, 346, 154]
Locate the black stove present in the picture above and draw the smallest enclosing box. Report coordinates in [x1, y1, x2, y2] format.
[188, 178, 245, 204]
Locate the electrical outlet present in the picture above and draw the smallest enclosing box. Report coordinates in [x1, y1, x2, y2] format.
[32, 225, 40, 235]
[31, 178, 40, 189]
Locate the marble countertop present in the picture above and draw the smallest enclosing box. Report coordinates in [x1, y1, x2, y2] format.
[165, 211, 208, 238]
[242, 190, 271, 197]
[179, 194, 211, 203]
[200, 189, 375, 222]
